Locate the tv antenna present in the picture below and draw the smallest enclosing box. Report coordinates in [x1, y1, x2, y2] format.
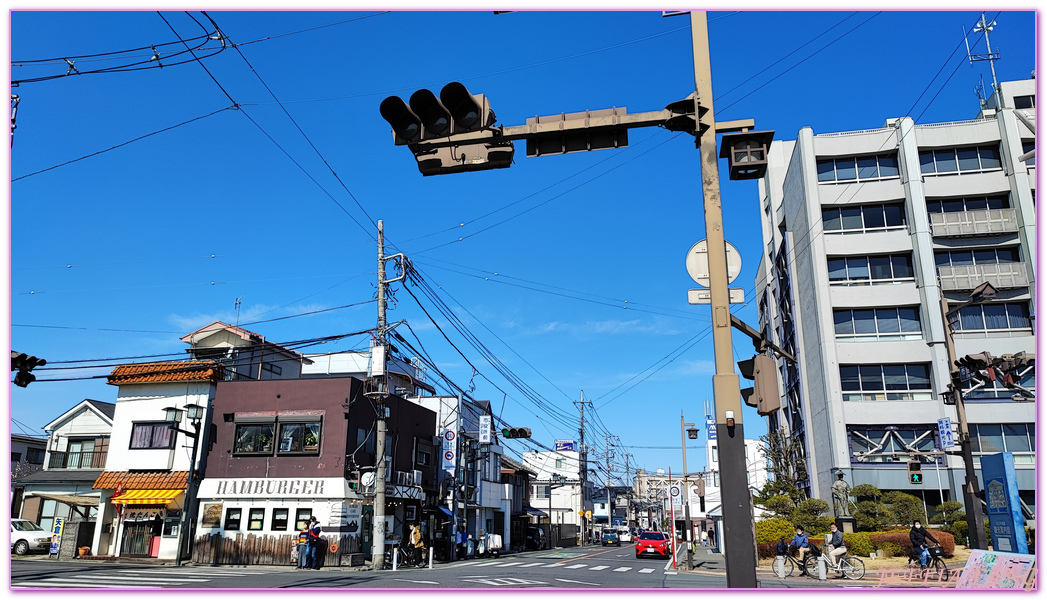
[964, 13, 1001, 109]
[234, 295, 244, 326]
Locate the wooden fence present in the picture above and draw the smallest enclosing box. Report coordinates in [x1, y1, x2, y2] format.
[192, 532, 361, 565]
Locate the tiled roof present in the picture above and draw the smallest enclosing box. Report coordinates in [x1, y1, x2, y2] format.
[93, 471, 189, 490]
[106, 361, 224, 386]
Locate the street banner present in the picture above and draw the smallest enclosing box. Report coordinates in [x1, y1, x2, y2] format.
[48, 517, 64, 557]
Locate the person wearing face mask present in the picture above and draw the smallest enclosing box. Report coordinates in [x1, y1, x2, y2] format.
[909, 520, 939, 568]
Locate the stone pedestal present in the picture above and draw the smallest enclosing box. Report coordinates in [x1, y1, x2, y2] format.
[836, 517, 857, 533]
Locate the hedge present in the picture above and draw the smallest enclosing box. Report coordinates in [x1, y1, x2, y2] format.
[870, 529, 955, 558]
[754, 518, 798, 545]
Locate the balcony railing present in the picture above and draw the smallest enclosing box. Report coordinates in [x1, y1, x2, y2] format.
[938, 262, 1029, 291]
[48, 450, 107, 469]
[929, 208, 1019, 238]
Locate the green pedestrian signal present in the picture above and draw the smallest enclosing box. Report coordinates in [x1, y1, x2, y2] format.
[907, 461, 923, 484]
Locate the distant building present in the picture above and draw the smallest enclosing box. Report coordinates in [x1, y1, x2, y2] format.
[752, 78, 1035, 516]
[10, 433, 47, 516]
[523, 449, 593, 546]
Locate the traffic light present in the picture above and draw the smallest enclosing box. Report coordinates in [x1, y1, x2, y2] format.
[695, 477, 706, 513]
[956, 352, 996, 383]
[11, 351, 46, 388]
[501, 427, 531, 439]
[993, 352, 1034, 388]
[738, 354, 781, 416]
[908, 461, 923, 484]
[380, 82, 515, 176]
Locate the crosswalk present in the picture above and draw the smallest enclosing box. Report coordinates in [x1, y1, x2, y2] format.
[12, 567, 273, 589]
[482, 561, 659, 575]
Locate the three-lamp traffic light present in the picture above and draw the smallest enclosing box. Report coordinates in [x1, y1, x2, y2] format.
[379, 81, 514, 176]
[501, 427, 532, 439]
[11, 351, 46, 388]
[738, 354, 781, 416]
[907, 460, 923, 484]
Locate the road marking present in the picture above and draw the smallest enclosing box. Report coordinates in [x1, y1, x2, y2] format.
[612, 567, 632, 572]
[14, 581, 163, 589]
[541, 563, 566, 568]
[493, 562, 524, 568]
[465, 577, 546, 586]
[638, 568, 655, 574]
[588, 565, 609, 571]
[555, 578, 599, 586]
[518, 562, 545, 568]
[392, 578, 439, 585]
[65, 575, 211, 582]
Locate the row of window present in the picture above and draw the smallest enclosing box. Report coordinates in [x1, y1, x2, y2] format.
[222, 506, 313, 532]
[847, 423, 1035, 464]
[817, 143, 1014, 185]
[926, 194, 1009, 214]
[971, 423, 1035, 463]
[12, 448, 45, 464]
[919, 145, 1002, 175]
[234, 419, 321, 456]
[840, 364, 931, 403]
[823, 203, 906, 232]
[834, 308, 922, 340]
[817, 154, 900, 183]
[935, 247, 1021, 267]
[827, 253, 914, 284]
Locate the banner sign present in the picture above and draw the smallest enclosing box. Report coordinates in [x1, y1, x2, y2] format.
[956, 549, 1036, 588]
[48, 517, 64, 556]
[479, 416, 491, 443]
[442, 429, 457, 472]
[555, 440, 575, 451]
[937, 417, 954, 448]
[981, 452, 1029, 554]
[706, 419, 717, 441]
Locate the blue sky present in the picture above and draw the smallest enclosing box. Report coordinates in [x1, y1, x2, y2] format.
[7, 9, 1037, 484]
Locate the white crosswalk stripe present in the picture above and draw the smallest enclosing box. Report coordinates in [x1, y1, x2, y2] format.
[541, 563, 566, 568]
[13, 581, 162, 588]
[12, 567, 272, 589]
[494, 562, 525, 568]
[613, 567, 631, 572]
[588, 565, 609, 571]
[639, 568, 655, 574]
[517, 562, 544, 568]
[564, 564, 588, 570]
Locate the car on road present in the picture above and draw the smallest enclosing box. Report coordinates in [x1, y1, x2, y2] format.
[635, 530, 671, 558]
[11, 519, 51, 555]
[617, 527, 632, 543]
[525, 525, 546, 550]
[601, 529, 621, 547]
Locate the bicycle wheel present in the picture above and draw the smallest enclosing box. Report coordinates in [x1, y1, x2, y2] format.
[840, 556, 865, 580]
[803, 556, 821, 579]
[930, 557, 949, 582]
[772, 556, 794, 578]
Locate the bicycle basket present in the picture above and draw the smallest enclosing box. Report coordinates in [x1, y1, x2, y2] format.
[928, 546, 944, 558]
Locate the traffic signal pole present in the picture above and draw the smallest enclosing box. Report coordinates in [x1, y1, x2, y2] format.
[689, 11, 758, 587]
[939, 293, 989, 550]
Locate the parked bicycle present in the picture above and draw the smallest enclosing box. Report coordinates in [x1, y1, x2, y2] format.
[906, 545, 949, 582]
[382, 543, 424, 569]
[803, 547, 865, 580]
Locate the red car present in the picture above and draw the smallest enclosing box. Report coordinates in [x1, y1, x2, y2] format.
[635, 530, 672, 558]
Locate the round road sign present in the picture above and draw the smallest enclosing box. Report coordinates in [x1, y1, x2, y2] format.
[685, 239, 742, 288]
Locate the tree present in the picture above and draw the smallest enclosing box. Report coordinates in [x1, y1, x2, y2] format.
[760, 494, 795, 520]
[933, 501, 965, 525]
[883, 491, 926, 526]
[851, 484, 891, 532]
[759, 428, 809, 504]
[789, 498, 833, 534]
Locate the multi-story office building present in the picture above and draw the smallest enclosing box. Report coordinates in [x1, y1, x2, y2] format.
[753, 78, 1035, 516]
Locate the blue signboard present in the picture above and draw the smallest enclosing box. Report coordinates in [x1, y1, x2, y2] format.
[555, 440, 575, 451]
[706, 419, 717, 441]
[980, 452, 1029, 554]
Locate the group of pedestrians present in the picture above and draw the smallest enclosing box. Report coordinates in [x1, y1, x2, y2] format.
[296, 516, 324, 570]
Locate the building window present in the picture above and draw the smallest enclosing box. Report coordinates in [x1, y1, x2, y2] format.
[357, 428, 375, 457]
[224, 507, 242, 531]
[828, 253, 914, 285]
[233, 423, 276, 455]
[926, 194, 1009, 214]
[954, 302, 1032, 332]
[261, 362, 282, 376]
[129, 422, 175, 449]
[817, 153, 899, 183]
[1021, 141, 1035, 167]
[1013, 95, 1035, 109]
[534, 485, 550, 500]
[964, 370, 1036, 402]
[919, 145, 1001, 175]
[823, 202, 906, 233]
[555, 458, 565, 469]
[971, 423, 1034, 464]
[295, 509, 312, 531]
[11, 452, 21, 462]
[839, 364, 932, 402]
[272, 508, 289, 531]
[26, 448, 45, 464]
[416, 446, 432, 467]
[834, 307, 922, 341]
[278, 421, 321, 454]
[848, 426, 937, 464]
[935, 247, 1020, 267]
[248, 508, 265, 531]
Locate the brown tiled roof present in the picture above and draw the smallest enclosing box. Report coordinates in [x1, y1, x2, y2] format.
[107, 361, 224, 386]
[93, 471, 189, 490]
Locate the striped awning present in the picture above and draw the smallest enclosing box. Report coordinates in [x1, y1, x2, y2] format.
[111, 489, 182, 505]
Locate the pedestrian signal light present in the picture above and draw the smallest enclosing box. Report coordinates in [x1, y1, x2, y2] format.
[908, 461, 923, 484]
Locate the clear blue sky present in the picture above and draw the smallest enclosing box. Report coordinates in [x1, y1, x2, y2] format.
[7, 9, 1037, 483]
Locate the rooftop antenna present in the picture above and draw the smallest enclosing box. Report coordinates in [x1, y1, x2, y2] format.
[964, 13, 1002, 109]
[234, 295, 244, 326]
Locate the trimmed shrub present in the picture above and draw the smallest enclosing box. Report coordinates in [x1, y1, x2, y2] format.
[951, 520, 968, 546]
[755, 518, 797, 545]
[879, 541, 902, 558]
[869, 529, 955, 558]
[843, 532, 874, 557]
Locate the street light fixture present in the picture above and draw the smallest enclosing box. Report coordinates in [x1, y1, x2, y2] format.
[164, 403, 205, 566]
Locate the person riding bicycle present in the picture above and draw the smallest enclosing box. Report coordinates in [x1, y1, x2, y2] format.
[789, 526, 810, 570]
[826, 523, 847, 569]
[909, 520, 939, 568]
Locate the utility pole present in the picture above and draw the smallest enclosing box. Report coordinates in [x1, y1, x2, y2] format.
[575, 392, 587, 544]
[605, 435, 616, 529]
[625, 453, 632, 528]
[372, 220, 389, 570]
[688, 11, 758, 587]
[680, 413, 695, 569]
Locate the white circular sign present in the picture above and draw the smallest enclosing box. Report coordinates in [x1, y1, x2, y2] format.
[444, 450, 455, 461]
[444, 430, 456, 441]
[685, 239, 742, 288]
[361, 472, 376, 487]
[669, 485, 681, 497]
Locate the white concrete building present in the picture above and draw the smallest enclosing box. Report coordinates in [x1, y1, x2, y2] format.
[522, 448, 593, 543]
[752, 78, 1036, 516]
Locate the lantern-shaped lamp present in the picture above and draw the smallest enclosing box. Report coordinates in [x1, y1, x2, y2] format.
[719, 130, 774, 180]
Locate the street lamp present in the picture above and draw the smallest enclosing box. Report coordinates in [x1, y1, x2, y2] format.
[940, 282, 996, 551]
[164, 403, 205, 566]
[680, 414, 697, 569]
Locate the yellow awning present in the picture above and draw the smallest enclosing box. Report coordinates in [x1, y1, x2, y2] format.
[111, 489, 182, 505]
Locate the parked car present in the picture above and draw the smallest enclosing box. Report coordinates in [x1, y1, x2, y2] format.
[11, 519, 51, 555]
[601, 528, 621, 547]
[617, 527, 633, 543]
[525, 525, 546, 550]
[635, 530, 671, 558]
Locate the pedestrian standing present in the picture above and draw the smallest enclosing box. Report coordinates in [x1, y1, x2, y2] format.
[701, 530, 708, 547]
[409, 524, 425, 566]
[306, 516, 323, 570]
[296, 523, 310, 569]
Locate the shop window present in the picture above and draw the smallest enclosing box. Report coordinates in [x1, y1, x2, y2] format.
[224, 507, 242, 531]
[129, 422, 174, 449]
[233, 422, 276, 455]
[272, 508, 289, 531]
[248, 508, 265, 531]
[279, 421, 321, 454]
[295, 509, 312, 531]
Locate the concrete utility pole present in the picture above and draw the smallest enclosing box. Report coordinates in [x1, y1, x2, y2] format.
[372, 220, 389, 570]
[680, 413, 695, 569]
[576, 392, 587, 544]
[688, 11, 758, 587]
